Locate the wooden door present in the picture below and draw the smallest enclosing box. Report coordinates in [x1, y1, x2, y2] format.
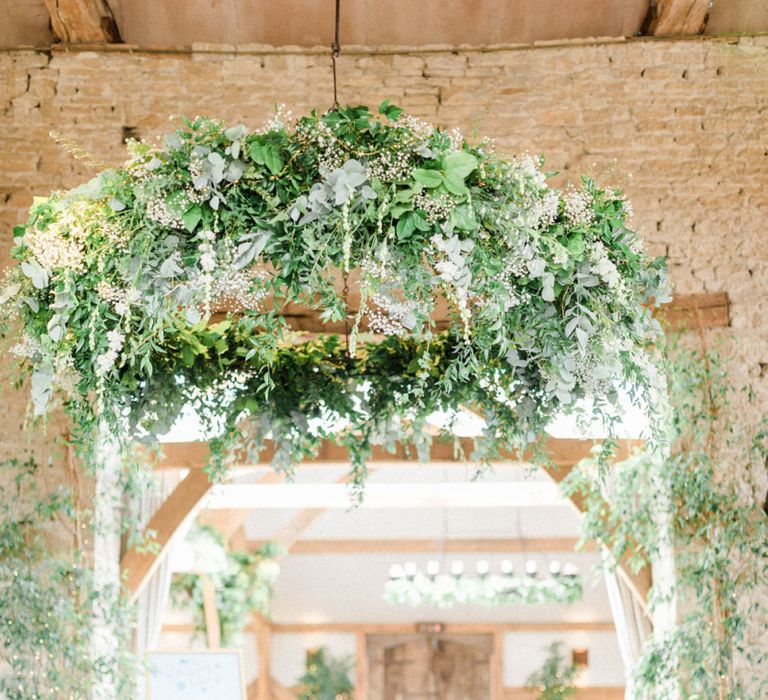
[368, 634, 492, 700]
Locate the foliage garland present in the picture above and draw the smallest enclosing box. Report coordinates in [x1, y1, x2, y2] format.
[383, 570, 582, 609]
[297, 646, 355, 700]
[0, 102, 669, 490]
[170, 523, 281, 647]
[525, 642, 579, 700]
[563, 344, 768, 698]
[0, 457, 133, 699]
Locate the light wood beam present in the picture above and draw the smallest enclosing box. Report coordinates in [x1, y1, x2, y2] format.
[164, 621, 616, 635]
[644, 0, 712, 36]
[254, 613, 272, 700]
[120, 468, 212, 604]
[42, 0, 120, 43]
[201, 575, 221, 649]
[244, 537, 591, 555]
[356, 631, 369, 700]
[154, 437, 640, 471]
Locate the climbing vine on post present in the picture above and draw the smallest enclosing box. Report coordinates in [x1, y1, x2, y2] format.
[563, 343, 768, 698]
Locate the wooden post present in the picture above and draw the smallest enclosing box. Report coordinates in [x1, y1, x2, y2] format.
[254, 613, 272, 700]
[200, 575, 221, 649]
[491, 632, 504, 700]
[356, 631, 369, 700]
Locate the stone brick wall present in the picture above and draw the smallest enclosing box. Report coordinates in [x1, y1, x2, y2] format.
[1, 34, 767, 448]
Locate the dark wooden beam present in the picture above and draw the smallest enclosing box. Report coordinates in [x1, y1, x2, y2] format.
[644, 0, 712, 36]
[42, 0, 120, 43]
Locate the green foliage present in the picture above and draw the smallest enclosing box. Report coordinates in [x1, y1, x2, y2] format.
[384, 569, 582, 608]
[170, 523, 282, 647]
[298, 647, 355, 700]
[0, 457, 134, 699]
[563, 343, 768, 698]
[526, 642, 579, 700]
[1, 102, 669, 495]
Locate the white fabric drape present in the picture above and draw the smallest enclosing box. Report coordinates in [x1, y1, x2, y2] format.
[128, 470, 184, 699]
[603, 556, 653, 699]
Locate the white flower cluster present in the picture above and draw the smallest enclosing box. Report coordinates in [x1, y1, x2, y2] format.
[52, 353, 80, 395]
[523, 189, 559, 229]
[446, 127, 464, 151]
[145, 194, 185, 229]
[367, 149, 413, 181]
[197, 230, 217, 273]
[413, 192, 455, 223]
[95, 329, 124, 377]
[397, 114, 435, 141]
[431, 233, 474, 339]
[145, 187, 202, 229]
[296, 120, 346, 172]
[488, 266, 533, 312]
[210, 267, 266, 312]
[590, 242, 621, 289]
[512, 153, 548, 188]
[11, 333, 42, 360]
[257, 104, 294, 134]
[368, 292, 419, 336]
[96, 281, 140, 316]
[563, 186, 596, 227]
[25, 223, 86, 273]
[101, 221, 131, 249]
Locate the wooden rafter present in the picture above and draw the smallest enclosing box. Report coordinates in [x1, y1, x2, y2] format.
[244, 537, 591, 555]
[120, 468, 212, 604]
[644, 0, 712, 36]
[42, 0, 120, 43]
[164, 621, 616, 635]
[154, 437, 639, 471]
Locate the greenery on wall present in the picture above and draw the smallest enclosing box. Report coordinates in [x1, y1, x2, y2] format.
[298, 647, 355, 700]
[0, 102, 669, 496]
[170, 523, 281, 646]
[525, 642, 579, 700]
[0, 456, 134, 699]
[563, 343, 768, 698]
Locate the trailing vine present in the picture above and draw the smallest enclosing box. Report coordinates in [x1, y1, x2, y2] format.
[0, 457, 134, 699]
[563, 343, 768, 698]
[1, 102, 669, 494]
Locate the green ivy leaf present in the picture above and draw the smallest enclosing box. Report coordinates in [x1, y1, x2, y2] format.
[182, 205, 203, 232]
[412, 169, 443, 189]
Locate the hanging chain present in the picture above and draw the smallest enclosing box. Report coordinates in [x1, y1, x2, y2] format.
[330, 0, 341, 109]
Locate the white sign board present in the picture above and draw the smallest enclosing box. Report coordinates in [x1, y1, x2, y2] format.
[147, 650, 246, 700]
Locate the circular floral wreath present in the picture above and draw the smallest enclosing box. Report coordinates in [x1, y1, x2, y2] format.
[1, 102, 669, 489]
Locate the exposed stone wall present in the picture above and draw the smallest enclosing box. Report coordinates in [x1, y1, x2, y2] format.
[1, 35, 767, 444]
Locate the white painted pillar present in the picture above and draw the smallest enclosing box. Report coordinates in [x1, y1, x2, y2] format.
[91, 425, 125, 700]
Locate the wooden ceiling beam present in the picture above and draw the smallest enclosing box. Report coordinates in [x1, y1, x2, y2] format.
[42, 0, 120, 43]
[244, 537, 592, 555]
[154, 437, 640, 471]
[216, 292, 728, 336]
[644, 0, 712, 36]
[164, 620, 616, 635]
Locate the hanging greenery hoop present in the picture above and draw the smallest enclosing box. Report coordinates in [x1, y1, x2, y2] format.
[0, 102, 669, 488]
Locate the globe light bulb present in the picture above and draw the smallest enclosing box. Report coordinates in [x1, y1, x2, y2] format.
[404, 562, 418, 580]
[500, 559, 514, 576]
[525, 559, 538, 577]
[426, 560, 440, 578]
[563, 562, 579, 577]
[549, 560, 562, 576]
[389, 564, 404, 580]
[476, 559, 490, 577]
[451, 560, 465, 577]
